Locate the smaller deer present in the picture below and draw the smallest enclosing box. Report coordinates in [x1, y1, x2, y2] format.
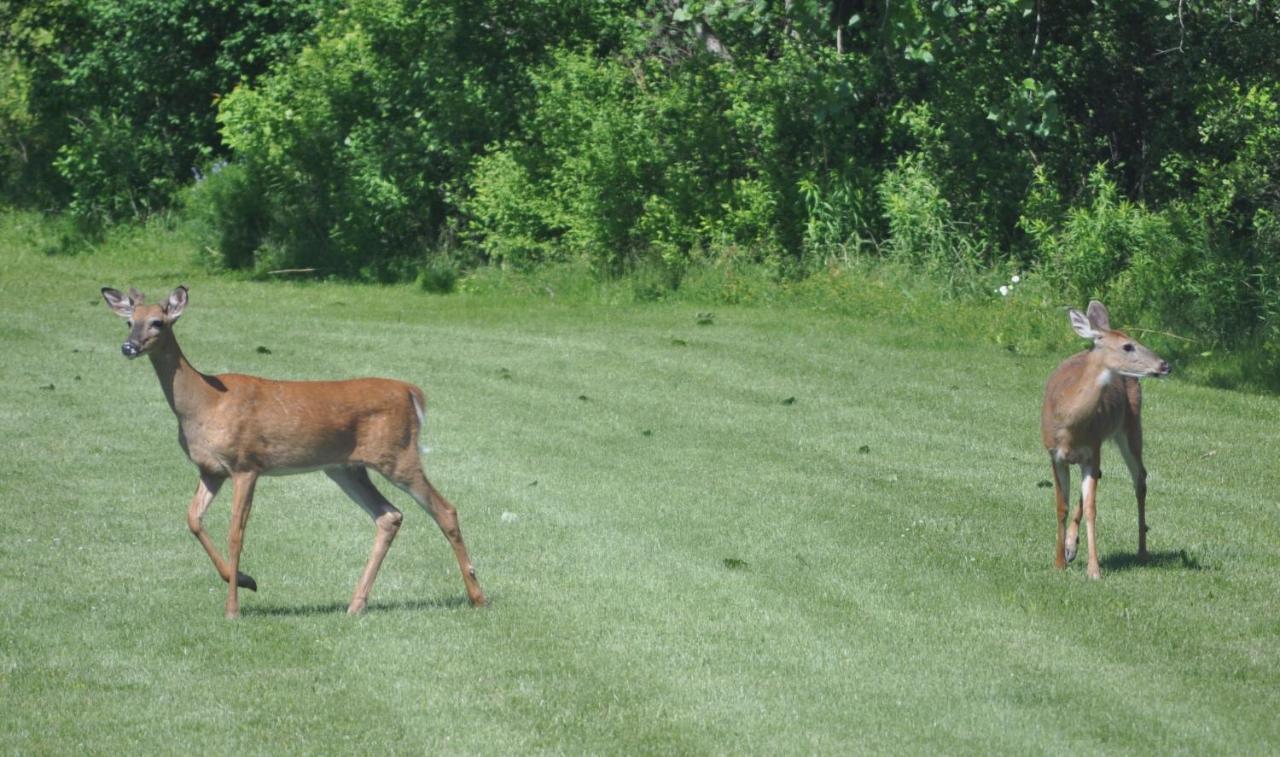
[102, 285, 486, 618]
[1041, 301, 1170, 579]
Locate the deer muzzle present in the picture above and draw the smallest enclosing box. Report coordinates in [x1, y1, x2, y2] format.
[121, 342, 140, 359]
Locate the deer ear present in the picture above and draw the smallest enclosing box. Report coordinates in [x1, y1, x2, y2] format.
[102, 287, 134, 318]
[1068, 308, 1100, 341]
[165, 286, 189, 321]
[1086, 300, 1111, 331]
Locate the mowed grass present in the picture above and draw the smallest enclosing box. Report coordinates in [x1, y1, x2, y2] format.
[1, 216, 1278, 753]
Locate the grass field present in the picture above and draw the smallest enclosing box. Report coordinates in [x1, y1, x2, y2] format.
[2, 213, 1278, 754]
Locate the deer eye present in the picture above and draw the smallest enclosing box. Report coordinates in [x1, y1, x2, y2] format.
[1123, 343, 1135, 352]
[150, 320, 164, 330]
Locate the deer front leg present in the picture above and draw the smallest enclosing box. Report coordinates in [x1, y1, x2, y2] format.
[1081, 464, 1102, 580]
[1051, 456, 1071, 569]
[1065, 495, 1084, 565]
[187, 473, 257, 591]
[225, 472, 258, 619]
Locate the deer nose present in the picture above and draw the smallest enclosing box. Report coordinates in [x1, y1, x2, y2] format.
[1158, 360, 1171, 376]
[121, 342, 139, 359]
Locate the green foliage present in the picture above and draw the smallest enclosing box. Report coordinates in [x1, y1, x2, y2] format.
[467, 148, 561, 267]
[1, 0, 331, 217]
[0, 47, 32, 194]
[798, 173, 877, 264]
[468, 42, 882, 278]
[4, 0, 1280, 382]
[54, 109, 180, 225]
[417, 256, 460, 294]
[469, 50, 728, 274]
[215, 0, 640, 277]
[181, 160, 268, 270]
[878, 153, 983, 290]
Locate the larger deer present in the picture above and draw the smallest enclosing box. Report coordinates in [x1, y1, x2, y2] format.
[101, 285, 486, 618]
[1041, 301, 1170, 579]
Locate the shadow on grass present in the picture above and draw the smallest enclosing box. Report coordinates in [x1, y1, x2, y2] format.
[1100, 549, 1205, 573]
[242, 594, 478, 618]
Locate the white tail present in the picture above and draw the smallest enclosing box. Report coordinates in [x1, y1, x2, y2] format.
[1040, 300, 1170, 579]
[102, 285, 486, 618]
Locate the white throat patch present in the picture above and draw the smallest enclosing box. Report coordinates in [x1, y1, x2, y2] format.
[1095, 368, 1114, 387]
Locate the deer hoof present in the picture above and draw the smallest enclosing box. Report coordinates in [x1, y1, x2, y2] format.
[236, 571, 257, 592]
[1087, 568, 1102, 580]
[1064, 543, 1078, 564]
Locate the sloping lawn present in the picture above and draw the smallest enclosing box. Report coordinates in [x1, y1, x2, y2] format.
[1, 216, 1277, 753]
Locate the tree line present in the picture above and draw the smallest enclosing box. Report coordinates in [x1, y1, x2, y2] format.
[2, 1, 1278, 373]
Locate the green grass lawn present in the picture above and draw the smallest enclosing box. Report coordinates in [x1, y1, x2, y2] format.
[2, 214, 1278, 754]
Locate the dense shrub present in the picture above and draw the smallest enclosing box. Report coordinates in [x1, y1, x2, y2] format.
[469, 51, 738, 274]
[468, 42, 883, 276]
[878, 153, 982, 291]
[4, 1, 1279, 385]
[181, 160, 268, 270]
[0, 0, 331, 219]
[213, 0, 640, 277]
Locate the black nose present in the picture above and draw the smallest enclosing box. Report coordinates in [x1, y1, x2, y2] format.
[121, 342, 139, 358]
[1158, 360, 1171, 375]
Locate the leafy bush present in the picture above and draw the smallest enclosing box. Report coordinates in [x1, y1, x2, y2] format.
[0, 48, 33, 196]
[878, 153, 983, 291]
[54, 110, 180, 226]
[466, 148, 561, 268]
[181, 160, 267, 270]
[468, 43, 882, 279]
[2, 0, 330, 218]
[468, 50, 735, 275]
[214, 0, 639, 277]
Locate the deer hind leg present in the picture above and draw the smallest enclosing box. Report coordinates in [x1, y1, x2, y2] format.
[326, 467, 403, 615]
[1080, 462, 1102, 580]
[187, 472, 257, 592]
[1051, 456, 1072, 569]
[1116, 424, 1149, 563]
[225, 471, 259, 619]
[389, 466, 486, 607]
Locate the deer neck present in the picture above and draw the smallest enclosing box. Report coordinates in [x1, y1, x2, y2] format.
[1062, 348, 1120, 422]
[148, 332, 218, 421]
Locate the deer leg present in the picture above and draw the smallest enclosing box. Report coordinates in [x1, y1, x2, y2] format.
[396, 469, 486, 607]
[1117, 425, 1149, 563]
[1051, 456, 1072, 569]
[1065, 495, 1084, 564]
[326, 467, 403, 615]
[225, 472, 258, 619]
[187, 473, 257, 591]
[1081, 463, 1102, 580]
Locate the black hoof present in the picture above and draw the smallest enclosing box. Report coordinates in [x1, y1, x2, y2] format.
[236, 572, 257, 592]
